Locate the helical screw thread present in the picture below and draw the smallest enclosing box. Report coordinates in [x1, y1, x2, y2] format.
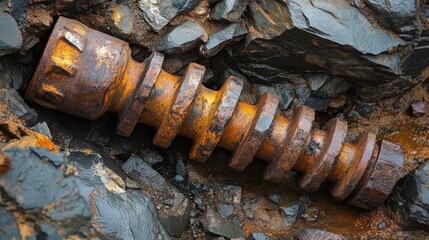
[25, 17, 404, 209]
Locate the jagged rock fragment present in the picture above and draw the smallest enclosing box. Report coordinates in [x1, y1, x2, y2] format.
[122, 155, 191, 236]
[200, 22, 247, 57]
[211, 0, 249, 22]
[232, 0, 404, 86]
[154, 20, 205, 55]
[138, 0, 199, 32]
[0, 12, 22, 57]
[388, 160, 429, 231]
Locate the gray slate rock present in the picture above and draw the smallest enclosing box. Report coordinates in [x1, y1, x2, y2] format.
[31, 122, 53, 139]
[0, 88, 38, 126]
[0, 55, 32, 91]
[232, 0, 404, 85]
[113, 5, 133, 35]
[364, 0, 419, 34]
[304, 95, 331, 111]
[36, 223, 62, 240]
[204, 207, 244, 238]
[138, 0, 199, 32]
[123, 155, 191, 237]
[403, 38, 429, 77]
[354, 101, 374, 118]
[136, 150, 164, 166]
[388, 160, 429, 231]
[294, 229, 345, 240]
[249, 232, 270, 240]
[201, 23, 247, 57]
[211, 0, 249, 22]
[0, 12, 22, 57]
[91, 190, 167, 240]
[281, 196, 311, 227]
[267, 192, 281, 205]
[257, 82, 294, 110]
[154, 20, 205, 55]
[0, 148, 169, 239]
[312, 76, 354, 99]
[6, 0, 30, 21]
[306, 74, 329, 91]
[70, 151, 170, 240]
[0, 207, 21, 240]
[217, 202, 234, 218]
[0, 148, 91, 236]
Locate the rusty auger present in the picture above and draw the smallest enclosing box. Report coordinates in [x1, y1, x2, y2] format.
[25, 17, 404, 210]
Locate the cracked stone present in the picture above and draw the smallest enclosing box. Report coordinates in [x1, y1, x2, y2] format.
[154, 20, 205, 55]
[281, 196, 311, 227]
[0, 148, 91, 236]
[122, 155, 191, 236]
[217, 202, 234, 218]
[200, 22, 247, 57]
[388, 160, 429, 231]
[0, 148, 168, 239]
[211, 0, 249, 22]
[138, 0, 199, 32]
[0, 12, 22, 57]
[0, 206, 21, 240]
[231, 0, 404, 86]
[31, 122, 52, 139]
[0, 55, 33, 91]
[250, 232, 270, 240]
[203, 207, 244, 238]
[0, 88, 38, 126]
[364, 0, 419, 34]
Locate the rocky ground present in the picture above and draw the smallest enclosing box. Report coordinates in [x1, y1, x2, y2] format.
[0, 0, 428, 239]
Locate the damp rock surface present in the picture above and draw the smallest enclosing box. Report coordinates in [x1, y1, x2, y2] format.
[0, 88, 37, 126]
[232, 0, 404, 85]
[0, 12, 22, 57]
[388, 160, 429, 231]
[0, 207, 21, 240]
[138, 0, 199, 32]
[70, 151, 170, 239]
[364, 0, 419, 34]
[0, 148, 91, 236]
[154, 20, 205, 55]
[122, 155, 191, 237]
[211, 0, 249, 22]
[0, 148, 169, 239]
[200, 22, 247, 57]
[203, 207, 244, 238]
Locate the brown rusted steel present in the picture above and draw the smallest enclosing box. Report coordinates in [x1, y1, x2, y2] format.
[25, 17, 405, 210]
[0, 153, 10, 175]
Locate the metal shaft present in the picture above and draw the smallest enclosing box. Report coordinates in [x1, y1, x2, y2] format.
[25, 17, 404, 210]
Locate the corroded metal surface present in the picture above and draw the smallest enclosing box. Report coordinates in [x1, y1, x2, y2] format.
[25, 17, 405, 210]
[0, 153, 10, 175]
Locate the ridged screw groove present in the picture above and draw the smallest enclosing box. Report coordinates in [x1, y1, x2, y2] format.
[25, 17, 405, 210]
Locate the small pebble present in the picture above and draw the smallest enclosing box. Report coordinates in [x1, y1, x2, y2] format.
[378, 220, 387, 230]
[409, 101, 426, 117]
[217, 203, 234, 218]
[194, 198, 203, 205]
[174, 175, 184, 182]
[244, 208, 254, 219]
